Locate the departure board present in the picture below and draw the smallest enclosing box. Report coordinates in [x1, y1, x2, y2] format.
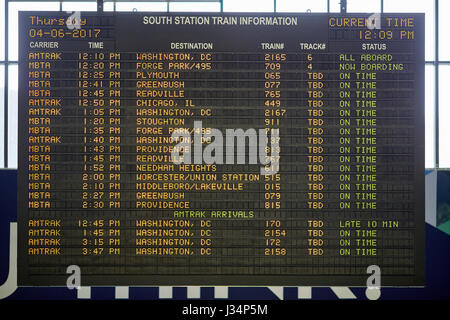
[18, 12, 425, 286]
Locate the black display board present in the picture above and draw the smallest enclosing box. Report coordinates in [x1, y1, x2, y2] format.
[18, 12, 424, 286]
